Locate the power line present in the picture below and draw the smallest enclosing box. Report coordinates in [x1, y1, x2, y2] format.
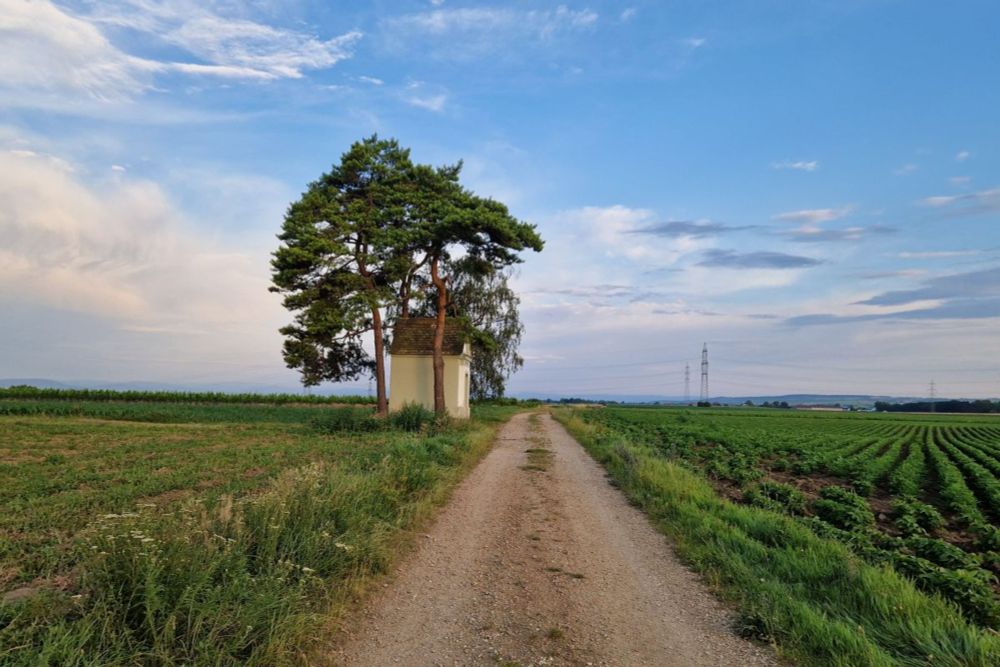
[684, 363, 690, 403]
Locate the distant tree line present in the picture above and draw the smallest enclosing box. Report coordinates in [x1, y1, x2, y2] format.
[875, 400, 1000, 414]
[0, 386, 373, 404]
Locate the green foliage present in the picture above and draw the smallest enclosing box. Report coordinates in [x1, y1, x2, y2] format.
[311, 406, 380, 433]
[891, 498, 944, 536]
[0, 386, 373, 404]
[416, 259, 526, 400]
[388, 403, 436, 432]
[813, 485, 876, 531]
[744, 481, 807, 515]
[271, 135, 411, 399]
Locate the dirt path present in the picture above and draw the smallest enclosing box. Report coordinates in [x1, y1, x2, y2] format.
[329, 413, 778, 666]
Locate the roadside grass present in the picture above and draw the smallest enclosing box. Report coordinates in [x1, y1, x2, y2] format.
[0, 401, 518, 665]
[554, 410, 1000, 667]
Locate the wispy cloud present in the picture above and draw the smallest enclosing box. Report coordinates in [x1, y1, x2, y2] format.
[791, 267, 1000, 326]
[403, 81, 447, 112]
[956, 149, 971, 162]
[630, 220, 755, 238]
[773, 206, 852, 224]
[681, 37, 707, 49]
[697, 249, 823, 269]
[381, 6, 598, 60]
[859, 269, 927, 280]
[92, 1, 361, 79]
[620, 8, 637, 22]
[893, 163, 918, 176]
[898, 250, 982, 259]
[772, 160, 818, 172]
[856, 267, 1000, 307]
[920, 187, 1000, 217]
[385, 6, 597, 38]
[783, 224, 895, 243]
[0, 0, 360, 109]
[357, 75, 384, 86]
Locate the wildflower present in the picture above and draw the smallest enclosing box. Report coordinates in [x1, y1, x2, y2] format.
[335, 542, 355, 552]
[302, 567, 316, 574]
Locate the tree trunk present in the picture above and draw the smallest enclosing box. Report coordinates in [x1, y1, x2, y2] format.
[430, 253, 448, 416]
[370, 306, 388, 416]
[357, 253, 388, 417]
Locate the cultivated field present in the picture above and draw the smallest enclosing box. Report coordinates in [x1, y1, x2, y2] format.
[557, 407, 1000, 666]
[0, 395, 513, 665]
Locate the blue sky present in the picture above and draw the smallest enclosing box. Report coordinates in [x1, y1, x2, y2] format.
[2, 0, 999, 398]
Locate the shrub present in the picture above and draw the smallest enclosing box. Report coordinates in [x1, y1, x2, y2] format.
[389, 403, 436, 432]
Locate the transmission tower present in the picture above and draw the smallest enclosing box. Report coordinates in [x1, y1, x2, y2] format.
[929, 379, 936, 413]
[700, 343, 709, 403]
[684, 364, 690, 403]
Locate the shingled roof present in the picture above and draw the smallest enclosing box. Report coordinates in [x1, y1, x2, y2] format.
[390, 317, 468, 356]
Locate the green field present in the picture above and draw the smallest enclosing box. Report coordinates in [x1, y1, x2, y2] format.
[557, 406, 1000, 666]
[0, 397, 514, 666]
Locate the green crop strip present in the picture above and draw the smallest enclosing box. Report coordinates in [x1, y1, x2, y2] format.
[555, 407, 1000, 667]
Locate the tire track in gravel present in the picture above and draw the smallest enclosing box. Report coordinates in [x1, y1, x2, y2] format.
[329, 412, 779, 666]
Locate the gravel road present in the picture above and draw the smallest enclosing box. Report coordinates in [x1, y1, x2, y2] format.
[330, 412, 779, 666]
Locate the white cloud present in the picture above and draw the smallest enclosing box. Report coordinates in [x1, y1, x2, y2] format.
[949, 176, 971, 186]
[772, 160, 818, 172]
[403, 81, 447, 112]
[773, 206, 852, 224]
[358, 75, 384, 85]
[111, 164, 127, 172]
[956, 150, 971, 162]
[620, 8, 637, 22]
[681, 37, 706, 49]
[893, 163, 918, 176]
[0, 0, 360, 109]
[0, 146, 281, 331]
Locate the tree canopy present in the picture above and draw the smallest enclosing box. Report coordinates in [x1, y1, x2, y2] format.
[271, 136, 543, 416]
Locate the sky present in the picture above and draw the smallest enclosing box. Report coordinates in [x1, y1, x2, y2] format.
[1, 0, 999, 399]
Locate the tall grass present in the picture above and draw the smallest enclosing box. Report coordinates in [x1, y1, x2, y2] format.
[554, 410, 1000, 667]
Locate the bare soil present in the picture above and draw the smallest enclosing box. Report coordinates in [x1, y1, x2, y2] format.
[328, 413, 779, 666]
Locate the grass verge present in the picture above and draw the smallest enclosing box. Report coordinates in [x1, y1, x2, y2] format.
[553, 410, 1000, 667]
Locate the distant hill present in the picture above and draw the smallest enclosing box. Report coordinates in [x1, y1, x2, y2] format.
[0, 378, 72, 389]
[512, 392, 988, 407]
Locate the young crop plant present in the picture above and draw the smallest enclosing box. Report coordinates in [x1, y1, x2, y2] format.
[812, 485, 876, 532]
[891, 498, 945, 536]
[743, 481, 807, 515]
